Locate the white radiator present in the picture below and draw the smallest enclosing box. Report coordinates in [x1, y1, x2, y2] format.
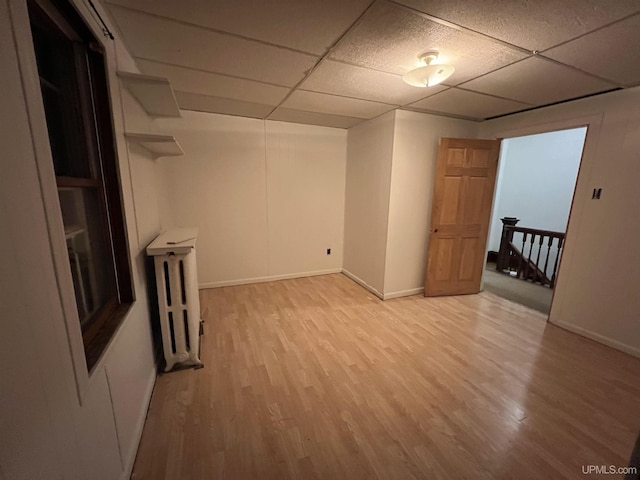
[147, 228, 203, 372]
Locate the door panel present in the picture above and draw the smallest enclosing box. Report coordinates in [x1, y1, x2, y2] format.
[433, 238, 455, 281]
[440, 177, 461, 224]
[464, 177, 485, 224]
[425, 138, 500, 296]
[471, 148, 491, 167]
[447, 147, 465, 166]
[459, 237, 479, 281]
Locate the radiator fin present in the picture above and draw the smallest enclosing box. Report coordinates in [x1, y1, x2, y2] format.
[152, 249, 202, 371]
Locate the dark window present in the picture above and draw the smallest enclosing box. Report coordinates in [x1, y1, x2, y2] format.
[28, 0, 133, 371]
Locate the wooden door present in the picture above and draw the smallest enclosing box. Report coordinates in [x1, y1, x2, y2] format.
[424, 138, 500, 296]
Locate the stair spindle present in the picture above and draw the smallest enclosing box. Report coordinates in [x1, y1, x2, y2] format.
[518, 233, 527, 279]
[551, 236, 565, 287]
[535, 234, 544, 282]
[524, 233, 536, 281]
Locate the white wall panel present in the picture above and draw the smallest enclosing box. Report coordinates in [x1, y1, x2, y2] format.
[384, 110, 478, 297]
[156, 111, 270, 286]
[1, 2, 91, 478]
[156, 111, 348, 287]
[73, 370, 123, 480]
[479, 86, 640, 358]
[129, 148, 163, 248]
[1, 1, 160, 479]
[119, 89, 163, 249]
[265, 121, 346, 276]
[343, 111, 396, 296]
[103, 9, 161, 476]
[105, 300, 156, 473]
[0, 16, 83, 471]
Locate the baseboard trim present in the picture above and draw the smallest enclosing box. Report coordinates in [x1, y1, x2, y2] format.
[199, 268, 343, 289]
[341, 269, 384, 300]
[383, 287, 424, 300]
[120, 368, 156, 480]
[551, 320, 640, 359]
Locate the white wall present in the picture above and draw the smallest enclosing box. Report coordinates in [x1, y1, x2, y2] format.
[343, 110, 478, 299]
[343, 111, 396, 297]
[155, 112, 346, 288]
[0, 0, 159, 478]
[266, 121, 346, 277]
[487, 128, 586, 252]
[479, 86, 640, 358]
[384, 110, 478, 298]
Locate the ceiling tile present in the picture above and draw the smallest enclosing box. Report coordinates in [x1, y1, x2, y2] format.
[282, 91, 394, 119]
[396, 0, 640, 51]
[543, 14, 640, 87]
[301, 60, 447, 105]
[107, 6, 318, 87]
[329, 1, 526, 84]
[105, 0, 371, 55]
[406, 88, 530, 120]
[175, 91, 274, 119]
[461, 57, 616, 105]
[136, 59, 290, 105]
[268, 108, 363, 129]
[103, 0, 636, 126]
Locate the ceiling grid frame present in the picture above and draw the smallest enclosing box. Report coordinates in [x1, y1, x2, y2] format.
[103, 0, 640, 127]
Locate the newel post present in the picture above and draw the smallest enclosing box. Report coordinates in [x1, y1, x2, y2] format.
[496, 217, 520, 271]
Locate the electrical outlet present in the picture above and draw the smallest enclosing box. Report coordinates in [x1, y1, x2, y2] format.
[326, 248, 331, 255]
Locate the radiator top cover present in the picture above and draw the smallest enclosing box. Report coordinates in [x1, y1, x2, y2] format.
[146, 227, 199, 256]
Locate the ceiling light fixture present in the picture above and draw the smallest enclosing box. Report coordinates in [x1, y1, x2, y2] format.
[402, 51, 455, 88]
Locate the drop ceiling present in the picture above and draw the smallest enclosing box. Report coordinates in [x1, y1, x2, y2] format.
[104, 0, 640, 128]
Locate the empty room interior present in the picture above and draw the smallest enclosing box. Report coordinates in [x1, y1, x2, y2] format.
[3, 0, 640, 479]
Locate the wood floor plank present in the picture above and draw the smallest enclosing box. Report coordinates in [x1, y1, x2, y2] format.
[131, 274, 640, 479]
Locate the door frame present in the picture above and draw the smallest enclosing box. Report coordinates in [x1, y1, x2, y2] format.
[481, 114, 603, 322]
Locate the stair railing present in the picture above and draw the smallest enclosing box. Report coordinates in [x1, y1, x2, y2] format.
[496, 222, 565, 287]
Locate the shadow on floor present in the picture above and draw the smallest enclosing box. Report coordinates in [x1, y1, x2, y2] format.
[482, 262, 553, 314]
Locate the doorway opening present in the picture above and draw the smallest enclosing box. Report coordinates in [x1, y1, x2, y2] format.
[483, 127, 587, 314]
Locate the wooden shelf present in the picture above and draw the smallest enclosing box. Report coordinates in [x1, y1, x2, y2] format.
[125, 133, 184, 158]
[117, 71, 181, 117]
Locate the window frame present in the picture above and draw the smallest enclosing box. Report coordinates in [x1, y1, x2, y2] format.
[25, 0, 135, 375]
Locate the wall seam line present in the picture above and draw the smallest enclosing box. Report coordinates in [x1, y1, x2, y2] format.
[263, 120, 271, 276]
[104, 367, 126, 471]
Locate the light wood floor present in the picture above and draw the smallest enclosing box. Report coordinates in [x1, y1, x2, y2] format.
[132, 274, 640, 479]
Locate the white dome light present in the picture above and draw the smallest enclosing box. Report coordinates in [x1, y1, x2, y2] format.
[402, 51, 455, 88]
